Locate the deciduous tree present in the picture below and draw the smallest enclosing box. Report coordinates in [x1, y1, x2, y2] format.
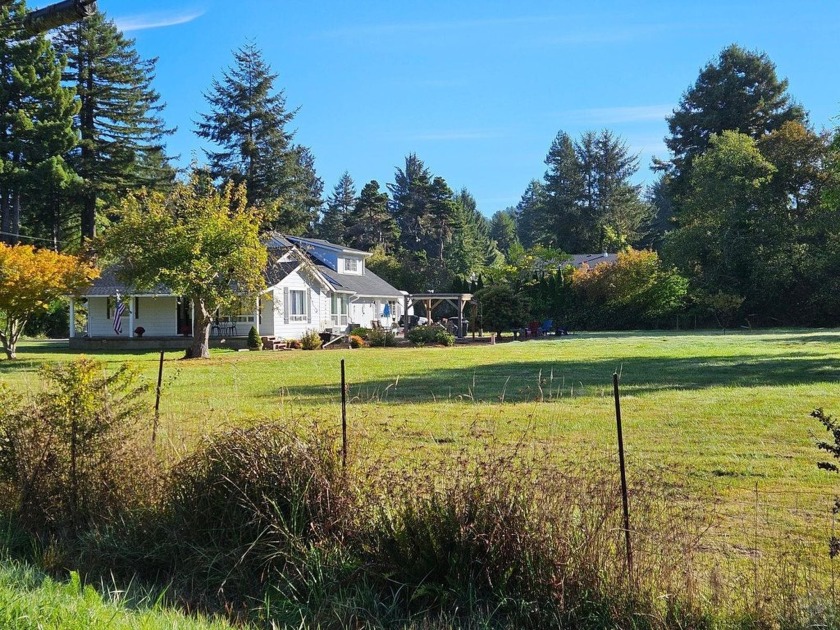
[0, 243, 97, 359]
[100, 173, 266, 359]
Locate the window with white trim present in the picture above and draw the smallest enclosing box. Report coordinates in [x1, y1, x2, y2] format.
[289, 290, 307, 321]
[344, 258, 359, 273]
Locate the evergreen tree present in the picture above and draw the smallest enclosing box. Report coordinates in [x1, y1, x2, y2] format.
[489, 209, 519, 258]
[427, 176, 458, 261]
[542, 130, 585, 251]
[0, 0, 78, 246]
[514, 180, 545, 248]
[530, 129, 648, 253]
[590, 130, 650, 250]
[446, 189, 499, 277]
[346, 180, 396, 252]
[54, 11, 175, 243]
[388, 153, 432, 253]
[662, 44, 805, 193]
[196, 43, 316, 233]
[290, 146, 322, 235]
[318, 171, 356, 243]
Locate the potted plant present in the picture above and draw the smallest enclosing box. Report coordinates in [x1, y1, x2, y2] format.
[134, 326, 145, 338]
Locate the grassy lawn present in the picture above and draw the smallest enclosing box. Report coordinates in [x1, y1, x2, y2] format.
[3, 329, 840, 586]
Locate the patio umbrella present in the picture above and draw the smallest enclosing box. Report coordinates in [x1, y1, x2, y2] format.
[383, 303, 391, 318]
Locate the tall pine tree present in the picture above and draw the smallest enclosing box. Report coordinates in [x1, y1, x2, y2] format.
[388, 153, 432, 253]
[661, 44, 805, 195]
[346, 180, 396, 252]
[0, 0, 78, 246]
[196, 42, 317, 234]
[54, 11, 175, 243]
[318, 171, 355, 243]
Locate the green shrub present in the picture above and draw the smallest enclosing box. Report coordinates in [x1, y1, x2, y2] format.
[247, 326, 262, 350]
[0, 358, 158, 536]
[300, 329, 322, 350]
[350, 326, 371, 339]
[367, 328, 397, 347]
[349, 334, 365, 348]
[406, 325, 454, 347]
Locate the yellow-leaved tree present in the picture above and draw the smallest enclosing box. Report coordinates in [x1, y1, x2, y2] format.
[0, 244, 99, 359]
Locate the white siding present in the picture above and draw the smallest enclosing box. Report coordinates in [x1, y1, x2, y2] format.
[269, 270, 328, 340]
[349, 298, 402, 329]
[134, 297, 178, 336]
[87, 296, 177, 337]
[340, 255, 365, 275]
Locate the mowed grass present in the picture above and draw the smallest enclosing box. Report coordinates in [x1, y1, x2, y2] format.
[3, 330, 840, 562]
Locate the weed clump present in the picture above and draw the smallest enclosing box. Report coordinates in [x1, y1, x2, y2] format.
[0, 358, 159, 538]
[158, 422, 352, 600]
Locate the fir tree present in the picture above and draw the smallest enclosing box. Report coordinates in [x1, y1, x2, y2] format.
[388, 153, 432, 253]
[0, 0, 78, 246]
[661, 44, 805, 195]
[54, 11, 175, 242]
[318, 171, 356, 244]
[196, 42, 317, 234]
[489, 209, 519, 258]
[514, 180, 545, 248]
[346, 180, 396, 252]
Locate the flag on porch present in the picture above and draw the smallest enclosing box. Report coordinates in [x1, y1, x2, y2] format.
[113, 294, 127, 335]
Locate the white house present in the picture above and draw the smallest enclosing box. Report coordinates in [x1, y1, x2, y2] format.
[70, 234, 404, 346]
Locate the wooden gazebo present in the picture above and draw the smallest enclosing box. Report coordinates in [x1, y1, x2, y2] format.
[403, 292, 473, 338]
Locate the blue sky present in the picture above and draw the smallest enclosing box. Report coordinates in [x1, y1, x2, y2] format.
[64, 0, 840, 215]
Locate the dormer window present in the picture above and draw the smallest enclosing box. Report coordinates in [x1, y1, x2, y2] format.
[344, 258, 360, 273]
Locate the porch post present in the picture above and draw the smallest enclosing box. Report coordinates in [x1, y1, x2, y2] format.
[457, 295, 464, 339]
[128, 296, 135, 337]
[254, 295, 261, 334]
[68, 298, 75, 338]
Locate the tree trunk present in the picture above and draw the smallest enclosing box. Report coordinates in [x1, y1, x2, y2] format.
[0, 321, 19, 360]
[189, 301, 212, 359]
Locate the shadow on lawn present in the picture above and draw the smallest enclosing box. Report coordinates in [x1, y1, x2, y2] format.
[271, 351, 840, 405]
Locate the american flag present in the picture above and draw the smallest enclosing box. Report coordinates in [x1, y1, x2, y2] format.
[113, 295, 127, 335]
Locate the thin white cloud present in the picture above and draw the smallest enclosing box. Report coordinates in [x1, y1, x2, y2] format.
[562, 105, 675, 125]
[115, 9, 204, 33]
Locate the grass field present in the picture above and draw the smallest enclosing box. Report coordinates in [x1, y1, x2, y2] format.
[2, 329, 840, 625]
[3, 329, 838, 488]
